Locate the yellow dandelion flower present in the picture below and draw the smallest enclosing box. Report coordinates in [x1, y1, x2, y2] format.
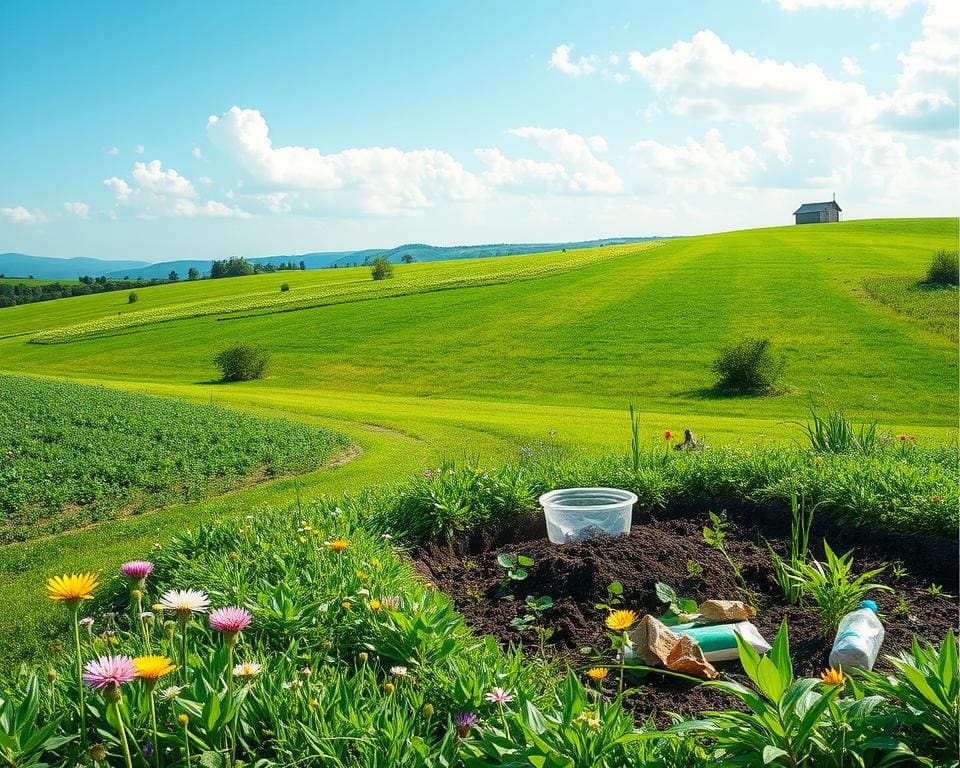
[46, 573, 99, 604]
[369, 599, 382, 611]
[341, 601, 352, 610]
[134, 655, 177, 680]
[329, 539, 350, 552]
[309, 698, 319, 708]
[586, 667, 609, 681]
[820, 666, 845, 687]
[605, 610, 638, 632]
[384, 682, 395, 694]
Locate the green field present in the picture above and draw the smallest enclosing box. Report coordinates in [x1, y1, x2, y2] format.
[1, 218, 957, 766]
[0, 375, 348, 543]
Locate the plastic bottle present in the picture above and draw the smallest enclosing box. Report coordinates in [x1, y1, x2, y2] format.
[828, 599, 885, 672]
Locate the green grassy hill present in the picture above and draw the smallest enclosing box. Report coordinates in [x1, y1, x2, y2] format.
[0, 216, 956, 667]
[1, 218, 955, 440]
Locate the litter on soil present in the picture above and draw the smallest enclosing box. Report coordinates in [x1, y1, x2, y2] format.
[413, 497, 958, 724]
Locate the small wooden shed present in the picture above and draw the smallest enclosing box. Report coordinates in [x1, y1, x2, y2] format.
[794, 197, 842, 225]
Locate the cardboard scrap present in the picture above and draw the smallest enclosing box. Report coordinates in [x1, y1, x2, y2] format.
[666, 635, 719, 679]
[698, 600, 756, 622]
[629, 615, 680, 667]
[627, 615, 718, 679]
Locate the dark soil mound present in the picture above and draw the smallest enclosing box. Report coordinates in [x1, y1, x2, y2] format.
[413, 498, 958, 724]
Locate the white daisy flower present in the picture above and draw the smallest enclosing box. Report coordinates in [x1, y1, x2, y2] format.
[158, 589, 210, 619]
[233, 661, 262, 680]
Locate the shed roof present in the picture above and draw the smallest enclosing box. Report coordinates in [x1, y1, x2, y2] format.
[794, 200, 842, 215]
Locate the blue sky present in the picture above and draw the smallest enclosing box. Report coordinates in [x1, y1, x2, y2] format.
[1, 0, 956, 262]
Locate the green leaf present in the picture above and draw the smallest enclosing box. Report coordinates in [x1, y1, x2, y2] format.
[199, 751, 228, 768]
[497, 553, 517, 568]
[763, 745, 789, 765]
[517, 555, 534, 567]
[655, 582, 677, 604]
[608, 581, 623, 595]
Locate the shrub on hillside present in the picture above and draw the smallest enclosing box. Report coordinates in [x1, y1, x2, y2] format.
[711, 337, 785, 394]
[280, 283, 290, 292]
[214, 343, 270, 382]
[370, 256, 394, 281]
[128, 291, 138, 303]
[925, 249, 958, 286]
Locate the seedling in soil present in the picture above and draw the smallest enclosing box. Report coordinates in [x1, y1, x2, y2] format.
[927, 583, 953, 598]
[891, 561, 908, 581]
[595, 580, 624, 611]
[496, 552, 533, 597]
[510, 595, 555, 659]
[786, 540, 891, 634]
[892, 596, 911, 618]
[768, 493, 814, 605]
[655, 582, 698, 625]
[704, 510, 756, 606]
[686, 560, 704, 579]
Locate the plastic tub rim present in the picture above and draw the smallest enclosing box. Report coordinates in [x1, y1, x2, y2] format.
[538, 486, 638, 512]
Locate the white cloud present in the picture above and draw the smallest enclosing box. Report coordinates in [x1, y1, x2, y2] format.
[198, 176, 213, 186]
[475, 148, 567, 190]
[207, 106, 486, 214]
[106, 146, 120, 156]
[630, 129, 763, 194]
[258, 192, 293, 213]
[0, 205, 45, 223]
[506, 127, 623, 193]
[548, 44, 598, 77]
[868, 42, 883, 52]
[841, 56, 864, 75]
[877, 0, 959, 130]
[135, 145, 144, 155]
[64, 201, 90, 218]
[627, 30, 874, 126]
[192, 146, 203, 159]
[104, 160, 251, 219]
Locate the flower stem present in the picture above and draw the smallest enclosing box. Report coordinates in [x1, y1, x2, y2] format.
[179, 618, 188, 685]
[149, 690, 160, 768]
[72, 608, 87, 749]
[113, 699, 134, 768]
[183, 722, 192, 766]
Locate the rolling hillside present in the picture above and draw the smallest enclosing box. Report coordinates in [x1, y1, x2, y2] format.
[0, 218, 956, 449]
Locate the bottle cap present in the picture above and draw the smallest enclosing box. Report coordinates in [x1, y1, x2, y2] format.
[860, 599, 878, 612]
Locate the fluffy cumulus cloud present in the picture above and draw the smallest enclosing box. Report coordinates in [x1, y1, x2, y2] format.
[207, 107, 625, 214]
[626, 30, 874, 126]
[504, 127, 623, 193]
[549, 44, 598, 77]
[64, 201, 90, 218]
[104, 160, 250, 219]
[841, 56, 864, 75]
[1, 205, 45, 223]
[876, 0, 959, 130]
[630, 130, 763, 194]
[207, 107, 486, 214]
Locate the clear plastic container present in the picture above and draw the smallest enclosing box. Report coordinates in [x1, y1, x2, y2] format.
[539, 487, 637, 544]
[829, 599, 885, 672]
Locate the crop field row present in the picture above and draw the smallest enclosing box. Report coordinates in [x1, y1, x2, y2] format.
[0, 374, 348, 543]
[861, 276, 958, 343]
[31, 242, 662, 343]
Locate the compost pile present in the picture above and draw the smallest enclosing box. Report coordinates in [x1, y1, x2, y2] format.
[413, 499, 958, 722]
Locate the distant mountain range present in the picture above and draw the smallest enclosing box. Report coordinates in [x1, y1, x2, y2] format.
[0, 237, 665, 281]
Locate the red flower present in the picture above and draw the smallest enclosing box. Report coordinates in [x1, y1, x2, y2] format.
[664, 430, 673, 441]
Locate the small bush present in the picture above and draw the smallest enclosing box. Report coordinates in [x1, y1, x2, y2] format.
[214, 343, 270, 382]
[370, 256, 394, 281]
[127, 291, 138, 303]
[280, 283, 290, 292]
[925, 249, 958, 286]
[711, 337, 785, 394]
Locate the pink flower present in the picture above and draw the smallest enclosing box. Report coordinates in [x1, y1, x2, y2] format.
[208, 606, 252, 635]
[120, 561, 154, 581]
[485, 687, 514, 705]
[83, 655, 137, 690]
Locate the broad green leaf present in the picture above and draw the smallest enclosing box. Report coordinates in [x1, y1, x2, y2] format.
[763, 745, 790, 764]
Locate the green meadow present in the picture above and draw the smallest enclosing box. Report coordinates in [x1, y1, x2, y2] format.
[1, 218, 958, 768]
